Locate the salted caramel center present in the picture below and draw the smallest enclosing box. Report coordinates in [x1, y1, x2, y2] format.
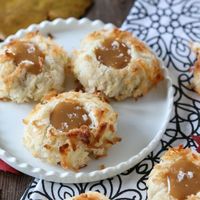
[50, 101, 91, 132]
[6, 41, 44, 74]
[166, 158, 200, 200]
[95, 39, 131, 69]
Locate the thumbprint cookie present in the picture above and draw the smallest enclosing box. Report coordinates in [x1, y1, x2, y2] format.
[66, 191, 109, 200]
[72, 28, 163, 100]
[23, 91, 120, 171]
[147, 146, 200, 200]
[192, 42, 200, 94]
[0, 32, 68, 103]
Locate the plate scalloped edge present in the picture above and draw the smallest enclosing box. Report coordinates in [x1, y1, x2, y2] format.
[0, 17, 174, 183]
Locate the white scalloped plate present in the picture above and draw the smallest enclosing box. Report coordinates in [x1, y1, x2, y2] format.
[0, 18, 173, 183]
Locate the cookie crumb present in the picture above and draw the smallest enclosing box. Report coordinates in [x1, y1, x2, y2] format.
[99, 164, 105, 170]
[47, 33, 54, 39]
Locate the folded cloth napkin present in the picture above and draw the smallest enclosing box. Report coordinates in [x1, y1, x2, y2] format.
[0, 159, 19, 174]
[21, 0, 200, 199]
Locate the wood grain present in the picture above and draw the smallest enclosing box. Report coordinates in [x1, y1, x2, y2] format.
[0, 1, 133, 199]
[0, 172, 32, 200]
[86, 0, 133, 26]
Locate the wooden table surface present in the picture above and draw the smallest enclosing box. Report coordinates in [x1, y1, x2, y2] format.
[0, 1, 133, 199]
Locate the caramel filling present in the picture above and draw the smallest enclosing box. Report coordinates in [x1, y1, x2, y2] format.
[6, 41, 44, 74]
[50, 101, 91, 132]
[166, 158, 200, 200]
[95, 39, 131, 69]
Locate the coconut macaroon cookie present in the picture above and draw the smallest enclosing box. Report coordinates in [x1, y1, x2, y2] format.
[147, 146, 200, 200]
[66, 191, 109, 200]
[72, 28, 163, 100]
[23, 91, 120, 171]
[192, 42, 200, 94]
[0, 32, 68, 103]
